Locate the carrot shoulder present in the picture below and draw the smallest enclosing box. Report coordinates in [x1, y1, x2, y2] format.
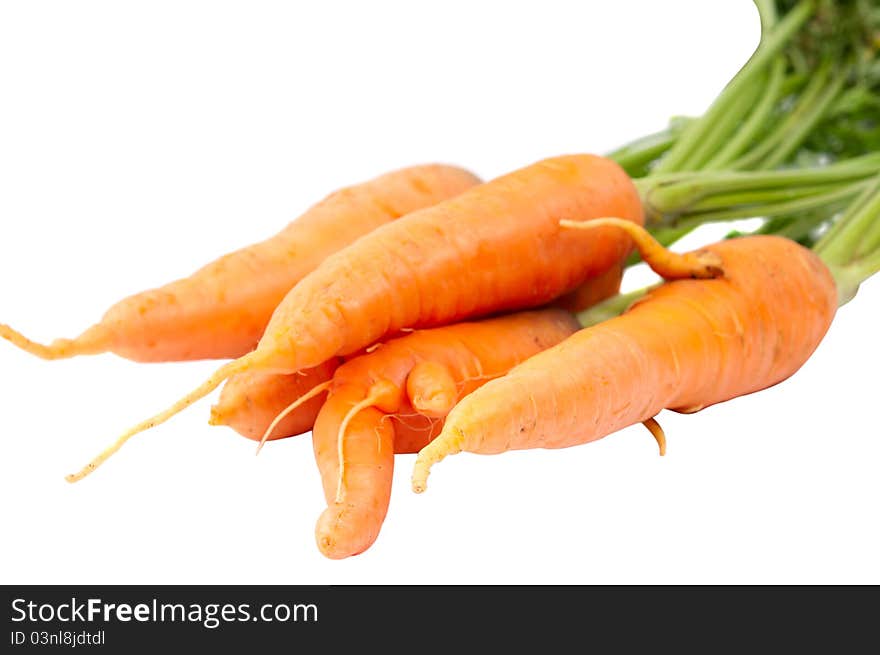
[413, 233, 837, 492]
[1, 164, 480, 362]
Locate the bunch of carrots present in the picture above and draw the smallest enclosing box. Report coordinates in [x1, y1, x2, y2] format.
[4, 0, 879, 558]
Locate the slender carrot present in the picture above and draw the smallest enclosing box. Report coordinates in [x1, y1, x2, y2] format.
[0, 164, 480, 362]
[412, 227, 840, 492]
[67, 153, 642, 482]
[309, 309, 580, 558]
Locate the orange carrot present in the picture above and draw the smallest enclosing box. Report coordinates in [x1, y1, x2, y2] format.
[309, 309, 580, 558]
[412, 229, 837, 492]
[212, 266, 625, 443]
[67, 153, 642, 482]
[208, 360, 340, 442]
[0, 165, 480, 362]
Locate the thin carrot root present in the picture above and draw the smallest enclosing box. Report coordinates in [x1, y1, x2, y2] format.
[642, 417, 667, 456]
[560, 217, 725, 280]
[334, 380, 401, 502]
[65, 355, 257, 483]
[411, 428, 464, 493]
[0, 324, 107, 360]
[335, 397, 379, 503]
[255, 380, 332, 455]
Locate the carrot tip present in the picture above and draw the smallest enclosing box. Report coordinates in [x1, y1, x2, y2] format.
[207, 407, 222, 426]
[67, 357, 252, 482]
[411, 462, 430, 494]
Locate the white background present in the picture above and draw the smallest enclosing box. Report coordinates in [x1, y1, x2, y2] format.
[1, 1, 877, 584]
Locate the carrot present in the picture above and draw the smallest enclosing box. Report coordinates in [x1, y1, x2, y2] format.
[208, 360, 340, 442]
[308, 309, 580, 558]
[67, 153, 642, 482]
[0, 164, 480, 362]
[212, 263, 625, 444]
[411, 225, 840, 492]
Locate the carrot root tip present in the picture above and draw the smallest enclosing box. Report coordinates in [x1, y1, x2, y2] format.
[560, 217, 726, 281]
[642, 418, 667, 456]
[411, 459, 431, 493]
[207, 407, 223, 426]
[67, 356, 254, 482]
[0, 324, 106, 360]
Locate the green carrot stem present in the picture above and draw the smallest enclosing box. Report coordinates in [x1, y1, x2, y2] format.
[703, 57, 787, 170]
[679, 75, 766, 172]
[813, 174, 880, 303]
[670, 181, 866, 229]
[753, 0, 776, 32]
[688, 182, 849, 212]
[639, 153, 880, 217]
[608, 128, 680, 177]
[756, 66, 849, 169]
[730, 59, 833, 170]
[652, 0, 814, 174]
[777, 70, 808, 97]
[811, 177, 880, 256]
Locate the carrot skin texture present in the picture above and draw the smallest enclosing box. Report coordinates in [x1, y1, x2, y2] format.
[257, 154, 643, 373]
[208, 359, 340, 441]
[414, 236, 837, 489]
[313, 309, 581, 558]
[3, 164, 481, 362]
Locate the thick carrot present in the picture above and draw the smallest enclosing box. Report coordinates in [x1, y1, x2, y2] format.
[0, 164, 480, 362]
[212, 265, 625, 443]
[68, 153, 642, 481]
[412, 230, 838, 492]
[310, 309, 580, 558]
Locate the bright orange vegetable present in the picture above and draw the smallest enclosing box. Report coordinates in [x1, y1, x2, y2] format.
[310, 309, 580, 558]
[208, 360, 340, 442]
[0, 165, 480, 362]
[67, 153, 642, 482]
[412, 229, 837, 492]
[213, 266, 625, 443]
